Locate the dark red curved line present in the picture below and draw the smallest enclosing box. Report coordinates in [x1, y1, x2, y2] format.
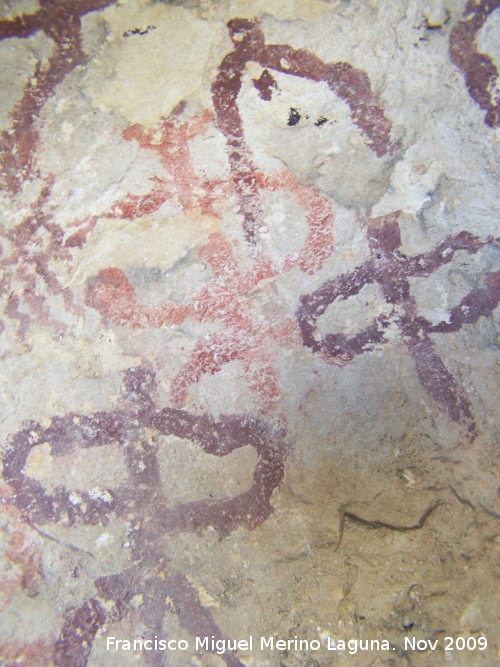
[0, 0, 116, 193]
[212, 19, 399, 242]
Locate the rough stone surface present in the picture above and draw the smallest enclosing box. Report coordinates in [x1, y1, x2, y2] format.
[1, 1, 500, 666]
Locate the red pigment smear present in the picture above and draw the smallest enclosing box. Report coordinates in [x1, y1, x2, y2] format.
[0, 0, 116, 194]
[297, 212, 500, 444]
[85, 225, 318, 410]
[212, 19, 400, 242]
[450, 0, 500, 128]
[1, 178, 84, 339]
[0, 498, 44, 615]
[3, 366, 289, 667]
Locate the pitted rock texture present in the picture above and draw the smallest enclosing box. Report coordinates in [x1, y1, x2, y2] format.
[1, 1, 500, 666]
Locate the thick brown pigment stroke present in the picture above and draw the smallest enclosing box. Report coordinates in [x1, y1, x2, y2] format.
[3, 366, 289, 666]
[450, 0, 500, 128]
[297, 212, 500, 442]
[212, 18, 399, 243]
[0, 0, 115, 193]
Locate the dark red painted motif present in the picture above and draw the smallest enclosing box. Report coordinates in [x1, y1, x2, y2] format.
[212, 18, 400, 243]
[3, 8, 497, 666]
[85, 234, 300, 411]
[297, 212, 500, 442]
[0, 0, 116, 194]
[450, 0, 500, 128]
[0, 637, 55, 667]
[0, 0, 118, 339]
[82, 16, 403, 405]
[3, 366, 289, 666]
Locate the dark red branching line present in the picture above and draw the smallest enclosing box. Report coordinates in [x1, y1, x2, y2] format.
[450, 0, 500, 128]
[0, 0, 115, 193]
[297, 212, 500, 442]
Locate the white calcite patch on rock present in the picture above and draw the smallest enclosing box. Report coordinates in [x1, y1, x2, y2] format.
[82, 2, 217, 126]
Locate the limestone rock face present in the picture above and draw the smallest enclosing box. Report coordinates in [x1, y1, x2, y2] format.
[0, 1, 499, 666]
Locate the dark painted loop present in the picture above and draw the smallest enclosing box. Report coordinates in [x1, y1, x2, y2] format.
[212, 19, 399, 243]
[4, 365, 289, 665]
[296, 213, 500, 439]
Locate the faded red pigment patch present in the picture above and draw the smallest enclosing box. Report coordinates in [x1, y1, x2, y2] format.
[85, 210, 332, 411]
[0, 0, 116, 194]
[213, 18, 400, 242]
[3, 366, 290, 667]
[86, 232, 294, 410]
[297, 212, 500, 444]
[450, 0, 500, 128]
[118, 108, 225, 219]
[0, 638, 55, 667]
[67, 105, 237, 251]
[0, 179, 84, 341]
[83, 100, 334, 410]
[0, 492, 44, 613]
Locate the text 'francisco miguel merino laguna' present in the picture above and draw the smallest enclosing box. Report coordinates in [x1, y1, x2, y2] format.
[106, 635, 396, 655]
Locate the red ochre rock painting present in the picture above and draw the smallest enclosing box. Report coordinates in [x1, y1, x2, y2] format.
[85, 239, 299, 411]
[84, 208, 331, 411]
[83, 16, 405, 408]
[83, 111, 335, 409]
[2, 366, 289, 667]
[0, 0, 116, 195]
[450, 0, 500, 128]
[0, 0, 119, 340]
[297, 211, 500, 443]
[212, 18, 400, 244]
[0, 494, 43, 611]
[0, 178, 85, 342]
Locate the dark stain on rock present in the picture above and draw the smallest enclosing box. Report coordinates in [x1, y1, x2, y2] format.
[123, 25, 157, 37]
[297, 213, 500, 443]
[287, 107, 301, 126]
[450, 0, 500, 128]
